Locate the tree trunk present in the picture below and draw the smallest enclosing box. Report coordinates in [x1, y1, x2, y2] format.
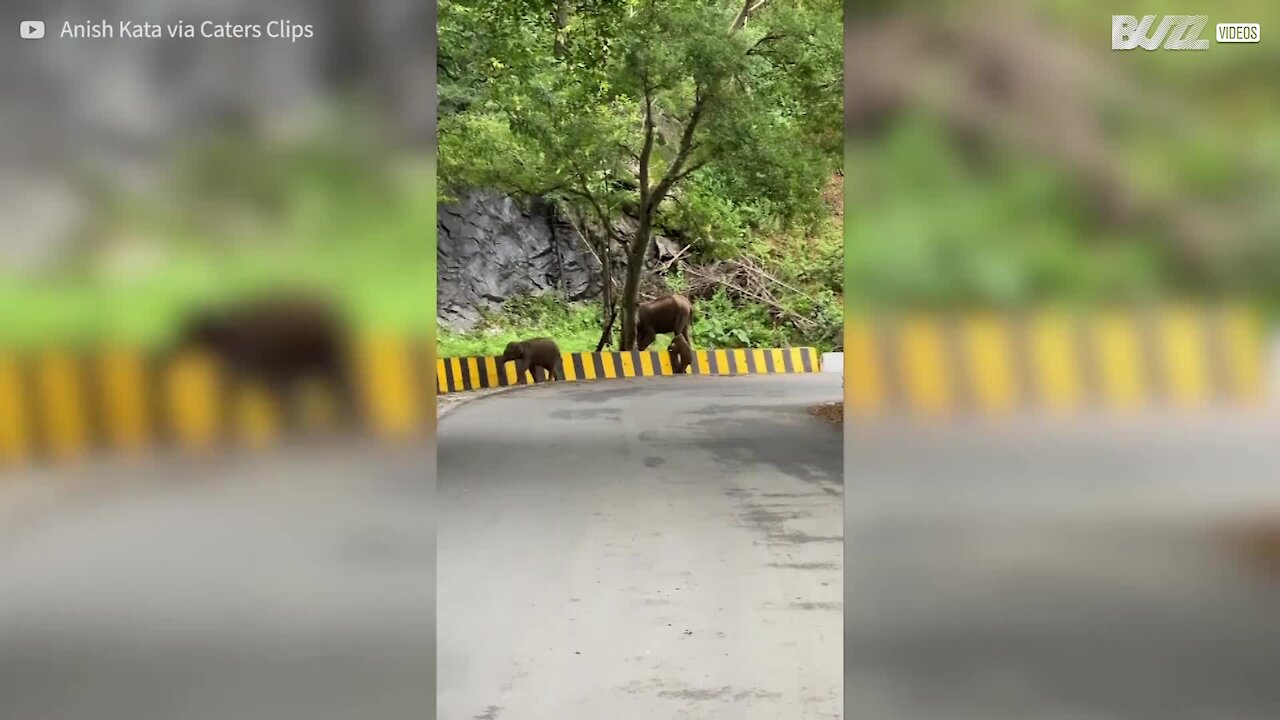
[619, 215, 652, 350]
[594, 238, 615, 351]
[602, 247, 614, 336]
[595, 300, 616, 353]
[553, 0, 570, 60]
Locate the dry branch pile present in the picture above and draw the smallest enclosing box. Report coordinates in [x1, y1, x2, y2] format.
[808, 402, 843, 426]
[672, 257, 823, 334]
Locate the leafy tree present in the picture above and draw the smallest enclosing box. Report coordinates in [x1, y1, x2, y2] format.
[439, 0, 840, 349]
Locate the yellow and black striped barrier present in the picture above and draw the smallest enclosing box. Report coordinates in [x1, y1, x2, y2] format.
[0, 336, 434, 468]
[437, 347, 821, 394]
[843, 306, 1268, 419]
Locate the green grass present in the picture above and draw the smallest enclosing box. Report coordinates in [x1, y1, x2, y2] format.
[438, 295, 613, 357]
[1, 254, 431, 350]
[437, 291, 840, 358]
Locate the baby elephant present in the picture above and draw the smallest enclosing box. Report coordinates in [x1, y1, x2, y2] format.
[501, 337, 562, 383]
[669, 334, 694, 375]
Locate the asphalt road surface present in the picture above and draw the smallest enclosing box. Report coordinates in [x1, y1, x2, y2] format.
[0, 441, 436, 720]
[437, 374, 844, 720]
[846, 416, 1280, 720]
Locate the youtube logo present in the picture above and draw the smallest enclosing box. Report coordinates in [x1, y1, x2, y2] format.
[20, 20, 45, 39]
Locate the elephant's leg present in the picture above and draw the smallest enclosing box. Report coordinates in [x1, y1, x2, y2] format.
[518, 360, 531, 384]
[672, 319, 691, 347]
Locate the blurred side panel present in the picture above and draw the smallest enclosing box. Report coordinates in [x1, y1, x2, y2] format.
[0, 1, 437, 719]
[845, 1, 1280, 718]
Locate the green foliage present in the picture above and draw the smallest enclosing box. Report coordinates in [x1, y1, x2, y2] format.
[439, 0, 841, 251]
[843, 2, 1280, 311]
[697, 283, 841, 351]
[439, 281, 843, 357]
[799, 231, 845, 296]
[0, 125, 434, 349]
[694, 292, 781, 348]
[845, 116, 1182, 309]
[439, 0, 843, 349]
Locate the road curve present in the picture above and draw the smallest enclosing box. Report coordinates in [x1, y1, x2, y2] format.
[438, 373, 843, 720]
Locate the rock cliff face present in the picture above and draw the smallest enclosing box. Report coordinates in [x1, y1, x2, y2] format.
[437, 191, 601, 331]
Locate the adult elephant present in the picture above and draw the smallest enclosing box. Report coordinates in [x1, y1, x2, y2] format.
[634, 294, 693, 351]
[171, 294, 359, 422]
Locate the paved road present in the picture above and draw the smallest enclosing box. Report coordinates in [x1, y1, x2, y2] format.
[438, 374, 844, 720]
[846, 417, 1280, 720]
[0, 441, 435, 720]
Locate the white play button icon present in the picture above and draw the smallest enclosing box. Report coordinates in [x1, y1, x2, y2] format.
[20, 20, 45, 39]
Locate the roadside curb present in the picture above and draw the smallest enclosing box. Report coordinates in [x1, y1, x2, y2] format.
[437, 347, 822, 394]
[437, 371, 839, 421]
[437, 383, 533, 421]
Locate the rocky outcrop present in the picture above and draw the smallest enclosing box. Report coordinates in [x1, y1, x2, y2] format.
[437, 191, 601, 331]
[435, 189, 693, 331]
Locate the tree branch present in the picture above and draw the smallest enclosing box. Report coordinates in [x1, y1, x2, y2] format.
[571, 180, 618, 249]
[746, 32, 785, 55]
[507, 178, 567, 198]
[563, 205, 620, 353]
[649, 86, 708, 208]
[730, 0, 772, 33]
[552, 0, 570, 60]
[561, 161, 622, 260]
[672, 159, 709, 185]
[563, 207, 602, 263]
[683, 265, 816, 330]
[637, 71, 656, 214]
